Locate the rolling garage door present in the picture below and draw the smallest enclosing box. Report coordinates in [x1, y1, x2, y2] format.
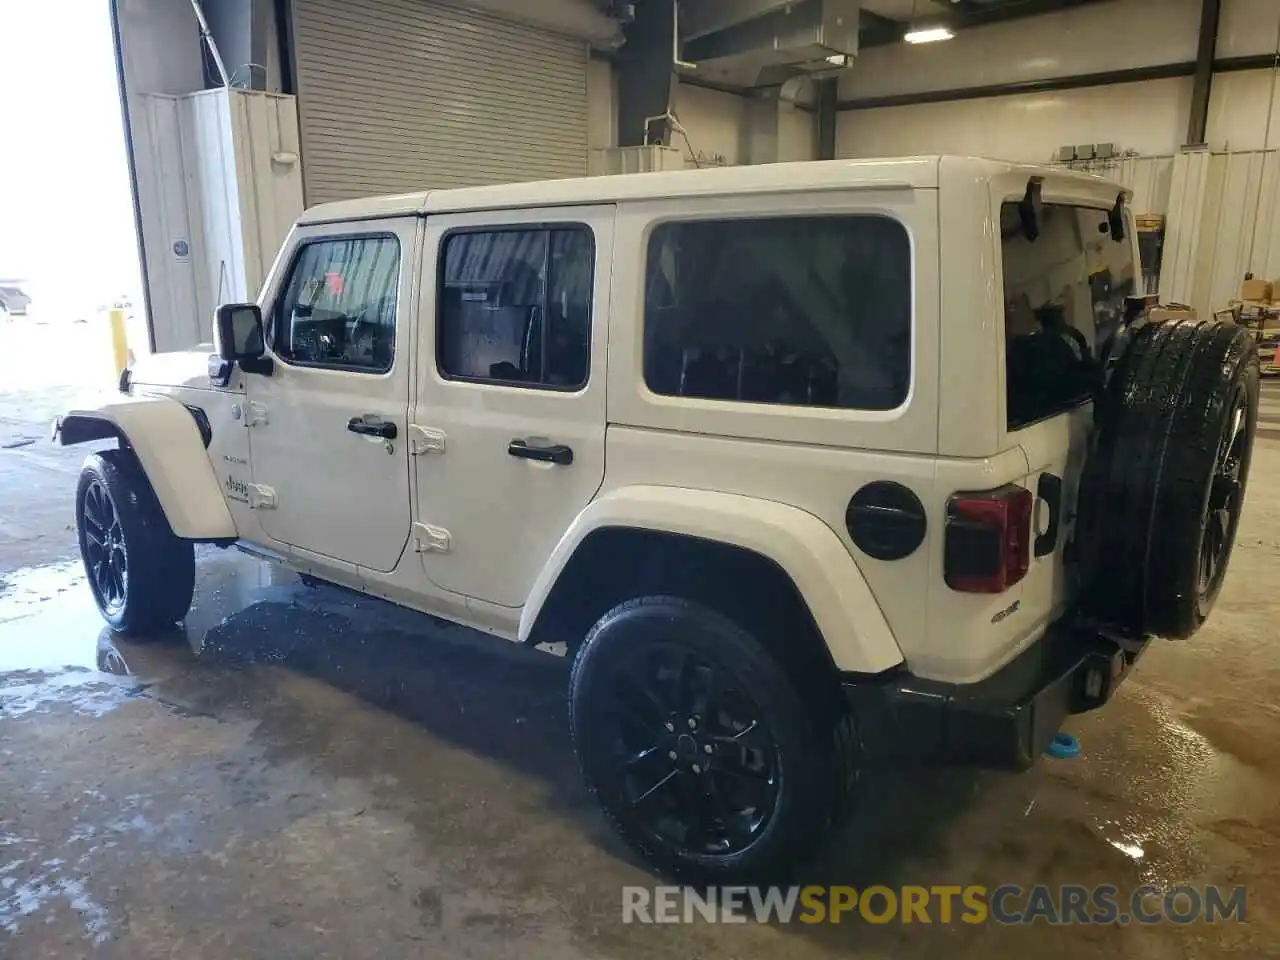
[291, 0, 589, 205]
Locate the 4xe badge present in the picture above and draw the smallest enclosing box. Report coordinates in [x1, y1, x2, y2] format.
[991, 600, 1020, 624]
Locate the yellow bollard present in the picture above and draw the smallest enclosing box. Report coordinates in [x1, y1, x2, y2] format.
[109, 308, 129, 376]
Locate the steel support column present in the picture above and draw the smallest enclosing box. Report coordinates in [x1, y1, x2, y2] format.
[815, 77, 837, 159]
[617, 0, 676, 147]
[1186, 0, 1221, 146]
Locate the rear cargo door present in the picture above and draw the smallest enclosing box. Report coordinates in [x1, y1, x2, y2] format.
[1000, 200, 1139, 637]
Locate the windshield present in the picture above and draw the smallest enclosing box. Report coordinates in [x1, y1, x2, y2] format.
[1001, 202, 1136, 429]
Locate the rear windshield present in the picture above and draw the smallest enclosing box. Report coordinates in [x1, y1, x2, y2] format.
[643, 215, 911, 411]
[1001, 202, 1135, 429]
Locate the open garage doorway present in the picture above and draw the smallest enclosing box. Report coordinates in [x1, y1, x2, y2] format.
[0, 2, 145, 454]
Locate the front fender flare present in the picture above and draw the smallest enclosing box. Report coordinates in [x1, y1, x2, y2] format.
[520, 485, 903, 674]
[55, 393, 236, 540]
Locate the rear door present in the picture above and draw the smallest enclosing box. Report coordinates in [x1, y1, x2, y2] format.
[410, 205, 613, 607]
[999, 199, 1140, 636]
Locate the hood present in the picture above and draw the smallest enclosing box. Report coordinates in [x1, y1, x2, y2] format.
[130, 345, 216, 390]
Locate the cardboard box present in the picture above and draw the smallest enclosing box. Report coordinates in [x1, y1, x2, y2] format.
[1241, 278, 1272, 302]
[1149, 304, 1197, 322]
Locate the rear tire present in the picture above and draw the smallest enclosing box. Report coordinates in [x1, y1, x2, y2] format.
[1078, 319, 1259, 638]
[570, 596, 857, 883]
[76, 449, 195, 635]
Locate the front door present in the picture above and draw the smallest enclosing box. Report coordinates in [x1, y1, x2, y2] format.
[411, 205, 613, 606]
[246, 218, 419, 572]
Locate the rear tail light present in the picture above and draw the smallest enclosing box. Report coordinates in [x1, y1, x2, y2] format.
[945, 485, 1033, 593]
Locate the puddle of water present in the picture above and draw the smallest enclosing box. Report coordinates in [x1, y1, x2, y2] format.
[1106, 837, 1146, 861]
[0, 669, 137, 718]
[1, 867, 112, 944]
[0, 561, 106, 673]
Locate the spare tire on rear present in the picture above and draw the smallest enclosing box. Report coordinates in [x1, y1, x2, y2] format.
[1076, 318, 1259, 639]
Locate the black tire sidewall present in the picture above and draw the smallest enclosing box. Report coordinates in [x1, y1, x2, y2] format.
[1079, 320, 1261, 639]
[570, 596, 842, 884]
[1154, 330, 1260, 633]
[76, 449, 195, 634]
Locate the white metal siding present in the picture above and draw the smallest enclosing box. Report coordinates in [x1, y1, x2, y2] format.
[133, 90, 304, 353]
[1196, 151, 1280, 315]
[291, 0, 589, 205]
[1160, 149, 1212, 306]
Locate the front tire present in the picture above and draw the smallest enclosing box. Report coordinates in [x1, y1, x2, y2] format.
[570, 596, 854, 883]
[76, 449, 195, 634]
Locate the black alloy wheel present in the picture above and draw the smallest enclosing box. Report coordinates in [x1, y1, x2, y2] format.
[602, 642, 781, 857]
[571, 596, 858, 883]
[81, 478, 129, 616]
[1198, 383, 1250, 608]
[75, 449, 195, 634]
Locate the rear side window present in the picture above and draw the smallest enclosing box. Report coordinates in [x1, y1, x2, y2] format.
[1002, 202, 1136, 429]
[438, 227, 594, 389]
[643, 215, 911, 410]
[274, 236, 400, 372]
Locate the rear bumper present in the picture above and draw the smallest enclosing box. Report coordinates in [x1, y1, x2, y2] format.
[846, 620, 1148, 770]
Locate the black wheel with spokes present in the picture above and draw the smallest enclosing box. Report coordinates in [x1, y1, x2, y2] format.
[76, 449, 195, 635]
[603, 643, 781, 857]
[81, 477, 129, 617]
[571, 596, 855, 883]
[1197, 382, 1251, 614]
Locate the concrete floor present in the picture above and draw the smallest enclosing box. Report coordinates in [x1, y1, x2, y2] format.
[3, 322, 1280, 958]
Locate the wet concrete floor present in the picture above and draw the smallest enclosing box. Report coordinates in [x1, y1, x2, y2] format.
[2, 378, 1280, 958]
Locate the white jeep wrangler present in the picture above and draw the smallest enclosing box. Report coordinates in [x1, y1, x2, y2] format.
[56, 157, 1258, 883]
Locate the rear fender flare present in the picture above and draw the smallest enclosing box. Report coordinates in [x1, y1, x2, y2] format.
[55, 394, 236, 540]
[521, 485, 903, 674]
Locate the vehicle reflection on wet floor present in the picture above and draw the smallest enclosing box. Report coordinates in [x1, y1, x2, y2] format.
[3, 501, 1280, 957]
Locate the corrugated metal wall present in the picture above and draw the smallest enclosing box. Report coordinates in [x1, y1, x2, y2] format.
[1201, 151, 1280, 312]
[1157, 149, 1280, 316]
[291, 0, 590, 205]
[1113, 156, 1176, 215]
[132, 91, 304, 352]
[1160, 150, 1213, 307]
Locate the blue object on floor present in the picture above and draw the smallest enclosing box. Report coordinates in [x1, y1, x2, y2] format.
[1044, 732, 1080, 759]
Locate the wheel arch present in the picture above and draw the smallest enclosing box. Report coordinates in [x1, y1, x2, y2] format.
[56, 394, 236, 541]
[521, 486, 903, 676]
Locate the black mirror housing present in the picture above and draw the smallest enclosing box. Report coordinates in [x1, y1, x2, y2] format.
[1109, 192, 1127, 241]
[214, 303, 265, 362]
[1018, 177, 1044, 242]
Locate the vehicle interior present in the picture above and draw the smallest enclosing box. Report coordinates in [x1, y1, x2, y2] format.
[1002, 201, 1136, 428]
[643, 215, 912, 411]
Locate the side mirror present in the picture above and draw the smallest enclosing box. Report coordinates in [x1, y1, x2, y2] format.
[214, 303, 265, 362]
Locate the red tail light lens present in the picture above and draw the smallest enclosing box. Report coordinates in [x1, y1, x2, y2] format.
[944, 485, 1033, 593]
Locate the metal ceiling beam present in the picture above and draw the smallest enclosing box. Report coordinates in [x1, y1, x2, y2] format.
[859, 0, 1113, 47]
[836, 54, 1275, 111]
[949, 0, 1109, 29]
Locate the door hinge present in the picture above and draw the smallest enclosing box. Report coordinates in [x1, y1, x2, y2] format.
[408, 425, 446, 455]
[243, 401, 269, 428]
[412, 522, 451, 553]
[247, 484, 277, 509]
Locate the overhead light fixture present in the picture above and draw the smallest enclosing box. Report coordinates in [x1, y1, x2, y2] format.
[904, 25, 954, 43]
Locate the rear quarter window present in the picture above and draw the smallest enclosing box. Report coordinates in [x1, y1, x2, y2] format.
[1002, 202, 1136, 429]
[642, 215, 911, 411]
